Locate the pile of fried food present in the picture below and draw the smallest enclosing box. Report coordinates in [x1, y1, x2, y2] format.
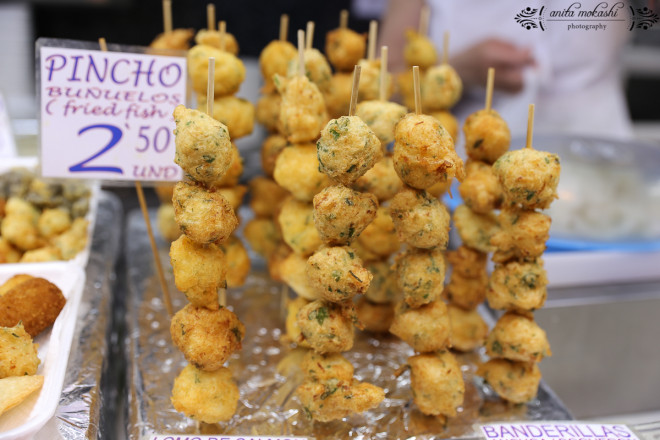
[0, 274, 66, 417]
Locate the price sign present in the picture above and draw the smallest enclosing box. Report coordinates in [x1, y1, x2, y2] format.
[38, 39, 186, 182]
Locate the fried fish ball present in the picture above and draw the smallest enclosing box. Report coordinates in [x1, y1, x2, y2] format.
[171, 303, 244, 371]
[463, 109, 511, 164]
[487, 259, 548, 313]
[297, 300, 354, 353]
[0, 323, 39, 378]
[194, 29, 239, 55]
[36, 208, 71, 238]
[430, 111, 459, 142]
[4, 197, 39, 221]
[313, 185, 378, 245]
[389, 187, 450, 249]
[302, 351, 354, 383]
[285, 297, 311, 347]
[395, 247, 446, 308]
[356, 206, 400, 258]
[307, 246, 373, 303]
[261, 134, 288, 177]
[259, 40, 297, 89]
[51, 217, 88, 259]
[188, 44, 245, 97]
[477, 359, 541, 404]
[389, 299, 451, 352]
[278, 197, 322, 256]
[0, 238, 20, 264]
[256, 93, 282, 133]
[422, 64, 463, 111]
[287, 48, 332, 93]
[453, 205, 499, 253]
[358, 59, 393, 101]
[317, 116, 382, 186]
[249, 177, 289, 218]
[447, 305, 488, 352]
[209, 142, 243, 186]
[364, 260, 399, 304]
[280, 252, 319, 301]
[352, 157, 403, 202]
[215, 185, 247, 214]
[490, 209, 551, 263]
[297, 379, 385, 422]
[276, 75, 328, 144]
[197, 95, 254, 140]
[169, 235, 226, 310]
[324, 72, 352, 119]
[149, 28, 194, 50]
[19, 246, 62, 263]
[171, 364, 239, 423]
[446, 245, 487, 279]
[244, 217, 281, 258]
[444, 271, 488, 310]
[356, 100, 408, 148]
[459, 160, 503, 214]
[0, 277, 66, 337]
[409, 351, 464, 417]
[356, 297, 395, 333]
[157, 203, 180, 242]
[1, 214, 43, 251]
[172, 181, 238, 245]
[218, 236, 250, 288]
[325, 27, 366, 71]
[493, 148, 561, 210]
[486, 312, 552, 363]
[274, 144, 332, 202]
[403, 30, 437, 69]
[393, 113, 465, 189]
[173, 105, 233, 186]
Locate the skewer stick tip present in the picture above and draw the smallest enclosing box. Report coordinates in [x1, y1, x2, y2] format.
[485, 67, 495, 111]
[306, 21, 314, 50]
[340, 9, 349, 29]
[98, 37, 108, 52]
[419, 4, 430, 36]
[379, 46, 388, 102]
[442, 31, 449, 65]
[207, 3, 215, 31]
[413, 66, 422, 115]
[207, 57, 215, 116]
[368, 20, 378, 61]
[526, 104, 535, 149]
[297, 29, 305, 77]
[218, 20, 226, 51]
[349, 65, 361, 116]
[279, 14, 289, 41]
[162, 0, 173, 34]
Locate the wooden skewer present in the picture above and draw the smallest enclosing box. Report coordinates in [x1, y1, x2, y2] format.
[218, 20, 226, 52]
[280, 284, 289, 322]
[340, 9, 349, 29]
[98, 37, 108, 52]
[368, 20, 378, 61]
[413, 66, 422, 115]
[306, 21, 314, 50]
[419, 4, 430, 36]
[379, 46, 388, 102]
[349, 65, 361, 116]
[297, 29, 305, 77]
[279, 14, 289, 41]
[485, 67, 495, 112]
[163, 0, 172, 34]
[207, 57, 215, 116]
[207, 3, 215, 31]
[442, 31, 449, 65]
[526, 104, 535, 149]
[219, 286, 227, 307]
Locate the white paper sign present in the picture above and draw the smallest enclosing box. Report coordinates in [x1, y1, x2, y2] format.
[478, 422, 640, 440]
[39, 44, 186, 182]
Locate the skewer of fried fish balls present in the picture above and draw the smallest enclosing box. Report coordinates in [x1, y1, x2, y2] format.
[477, 104, 560, 404]
[389, 66, 466, 420]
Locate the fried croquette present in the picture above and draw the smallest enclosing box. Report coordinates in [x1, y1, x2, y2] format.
[0, 323, 40, 378]
[1, 214, 43, 251]
[188, 44, 245, 97]
[261, 134, 288, 178]
[274, 144, 331, 202]
[51, 217, 88, 260]
[325, 27, 366, 71]
[171, 364, 239, 423]
[218, 236, 250, 288]
[463, 109, 511, 164]
[259, 40, 298, 90]
[256, 93, 282, 134]
[459, 160, 504, 214]
[37, 208, 71, 238]
[278, 197, 322, 256]
[197, 95, 254, 140]
[393, 113, 465, 189]
[395, 247, 445, 308]
[244, 217, 281, 258]
[173, 105, 233, 186]
[317, 116, 382, 186]
[285, 296, 311, 347]
[487, 259, 548, 313]
[297, 300, 354, 353]
[149, 28, 194, 50]
[307, 246, 372, 303]
[409, 351, 464, 417]
[0, 277, 65, 337]
[486, 312, 552, 363]
[389, 299, 451, 352]
[447, 305, 489, 352]
[355, 205, 401, 259]
[194, 29, 239, 55]
[287, 48, 332, 94]
[276, 75, 328, 144]
[215, 185, 247, 214]
[169, 235, 226, 310]
[364, 260, 399, 304]
[209, 142, 242, 188]
[493, 148, 561, 210]
[446, 245, 487, 279]
[302, 351, 354, 383]
[297, 378, 385, 422]
[389, 187, 450, 249]
[358, 58, 393, 102]
[443, 270, 488, 310]
[490, 209, 551, 263]
[403, 30, 437, 69]
[0, 238, 20, 264]
[430, 110, 459, 142]
[172, 181, 238, 244]
[422, 64, 463, 111]
[157, 203, 180, 242]
[281, 252, 320, 300]
[356, 100, 408, 147]
[0, 274, 33, 296]
[313, 185, 378, 245]
[171, 303, 244, 371]
[453, 205, 499, 253]
[352, 156, 403, 202]
[356, 297, 395, 333]
[249, 177, 289, 218]
[19, 246, 62, 263]
[477, 359, 541, 404]
[5, 197, 39, 221]
[324, 72, 353, 119]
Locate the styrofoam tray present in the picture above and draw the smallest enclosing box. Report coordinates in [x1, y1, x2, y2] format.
[0, 262, 86, 440]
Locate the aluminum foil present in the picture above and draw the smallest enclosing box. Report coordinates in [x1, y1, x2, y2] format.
[125, 209, 571, 440]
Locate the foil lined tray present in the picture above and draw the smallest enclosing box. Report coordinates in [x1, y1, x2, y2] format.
[125, 208, 572, 440]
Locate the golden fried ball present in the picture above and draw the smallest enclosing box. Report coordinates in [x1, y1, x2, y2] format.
[393, 113, 465, 189]
[446, 245, 487, 279]
[285, 297, 311, 347]
[173, 105, 233, 186]
[157, 203, 180, 242]
[302, 351, 354, 383]
[274, 144, 332, 202]
[307, 246, 373, 303]
[280, 252, 319, 301]
[0, 238, 20, 264]
[276, 75, 328, 144]
[317, 116, 382, 186]
[395, 247, 445, 308]
[389, 187, 450, 249]
[5, 197, 39, 221]
[37, 208, 71, 238]
[1, 215, 43, 251]
[486, 312, 552, 363]
[444, 270, 489, 310]
[249, 177, 289, 218]
[169, 235, 226, 310]
[459, 160, 503, 214]
[430, 111, 459, 142]
[463, 109, 511, 164]
[172, 181, 237, 244]
[19, 246, 62, 263]
[364, 260, 399, 304]
[278, 197, 322, 256]
[171, 364, 239, 423]
[403, 30, 437, 69]
[171, 303, 244, 371]
[477, 359, 541, 404]
[389, 299, 451, 352]
[356, 297, 395, 333]
[149, 28, 194, 50]
[261, 134, 288, 178]
[256, 93, 282, 133]
[194, 29, 239, 55]
[358, 59, 393, 102]
[491, 209, 551, 263]
[267, 243, 293, 282]
[0, 323, 40, 378]
[260, 40, 297, 89]
[313, 185, 378, 245]
[356, 100, 408, 147]
[51, 217, 88, 259]
[197, 95, 254, 140]
[297, 379, 384, 422]
[493, 148, 561, 210]
[453, 205, 499, 253]
[210, 142, 242, 188]
[447, 305, 488, 352]
[215, 185, 247, 215]
[218, 236, 250, 288]
[188, 44, 245, 97]
[355, 205, 401, 258]
[487, 259, 548, 313]
[297, 300, 354, 353]
[244, 217, 281, 258]
[0, 277, 66, 337]
[324, 72, 353, 119]
[325, 28, 366, 71]
[287, 48, 332, 94]
[352, 156, 403, 202]
[422, 64, 463, 111]
[409, 351, 464, 417]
